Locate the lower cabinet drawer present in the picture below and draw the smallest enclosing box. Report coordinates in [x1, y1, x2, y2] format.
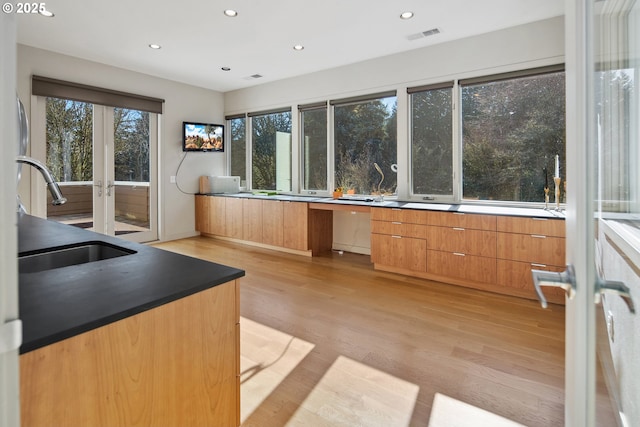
[497, 232, 565, 266]
[371, 220, 427, 239]
[496, 259, 566, 302]
[371, 233, 427, 272]
[427, 250, 496, 284]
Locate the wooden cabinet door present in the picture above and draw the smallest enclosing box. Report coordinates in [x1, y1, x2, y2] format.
[496, 233, 565, 266]
[426, 227, 496, 257]
[283, 202, 308, 251]
[496, 216, 565, 237]
[429, 212, 497, 230]
[427, 250, 496, 284]
[371, 233, 427, 272]
[225, 197, 244, 239]
[262, 200, 284, 247]
[195, 195, 210, 233]
[496, 259, 566, 303]
[242, 198, 263, 242]
[207, 196, 226, 236]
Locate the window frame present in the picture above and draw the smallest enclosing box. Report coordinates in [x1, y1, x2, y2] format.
[407, 81, 456, 202]
[299, 102, 330, 195]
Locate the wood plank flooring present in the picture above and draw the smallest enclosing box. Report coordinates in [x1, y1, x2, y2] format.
[152, 237, 565, 426]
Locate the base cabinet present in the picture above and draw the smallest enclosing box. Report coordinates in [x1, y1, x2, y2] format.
[371, 207, 566, 304]
[20, 280, 240, 427]
[196, 196, 311, 255]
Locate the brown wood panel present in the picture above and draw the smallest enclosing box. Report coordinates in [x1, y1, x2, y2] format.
[371, 233, 427, 272]
[370, 220, 428, 239]
[309, 203, 370, 213]
[427, 226, 497, 257]
[225, 197, 244, 239]
[427, 250, 496, 284]
[497, 259, 566, 304]
[243, 198, 263, 243]
[262, 200, 284, 247]
[20, 281, 239, 427]
[283, 201, 309, 251]
[195, 195, 210, 233]
[370, 207, 431, 224]
[497, 232, 565, 266]
[496, 216, 566, 237]
[208, 196, 226, 236]
[309, 209, 333, 255]
[429, 211, 497, 230]
[47, 185, 93, 216]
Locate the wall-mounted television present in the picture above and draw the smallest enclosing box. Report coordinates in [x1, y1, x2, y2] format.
[182, 121, 224, 152]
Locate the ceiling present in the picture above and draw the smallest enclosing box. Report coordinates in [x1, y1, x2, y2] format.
[17, 0, 564, 93]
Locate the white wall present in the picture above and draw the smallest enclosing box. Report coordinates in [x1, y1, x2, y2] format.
[224, 16, 565, 253]
[17, 45, 226, 241]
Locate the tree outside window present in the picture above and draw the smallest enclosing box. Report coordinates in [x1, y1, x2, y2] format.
[461, 71, 566, 202]
[334, 96, 397, 195]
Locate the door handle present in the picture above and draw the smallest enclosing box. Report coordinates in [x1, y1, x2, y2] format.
[94, 180, 103, 197]
[596, 277, 635, 314]
[531, 264, 576, 308]
[106, 180, 114, 197]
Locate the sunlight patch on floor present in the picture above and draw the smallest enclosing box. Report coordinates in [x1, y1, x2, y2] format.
[240, 317, 315, 424]
[285, 355, 419, 427]
[428, 393, 526, 427]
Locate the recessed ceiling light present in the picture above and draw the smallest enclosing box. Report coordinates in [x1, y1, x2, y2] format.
[148, 44, 162, 50]
[39, 9, 54, 17]
[293, 45, 304, 51]
[221, 67, 231, 71]
[224, 9, 238, 17]
[400, 11, 414, 20]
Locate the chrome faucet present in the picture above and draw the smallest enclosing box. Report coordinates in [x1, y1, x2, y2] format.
[15, 155, 67, 212]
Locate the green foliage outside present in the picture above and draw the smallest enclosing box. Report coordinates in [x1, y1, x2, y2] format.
[334, 98, 397, 195]
[251, 111, 292, 190]
[46, 99, 150, 183]
[461, 72, 566, 202]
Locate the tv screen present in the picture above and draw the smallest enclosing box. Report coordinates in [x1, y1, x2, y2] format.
[183, 122, 224, 152]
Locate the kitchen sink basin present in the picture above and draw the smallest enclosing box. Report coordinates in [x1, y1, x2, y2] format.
[19, 241, 137, 273]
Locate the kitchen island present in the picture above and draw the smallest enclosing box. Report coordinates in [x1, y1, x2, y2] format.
[18, 214, 244, 427]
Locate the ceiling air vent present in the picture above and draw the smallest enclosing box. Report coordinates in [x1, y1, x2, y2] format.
[244, 74, 264, 80]
[407, 28, 441, 41]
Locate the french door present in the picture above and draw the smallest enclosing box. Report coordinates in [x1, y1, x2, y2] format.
[32, 96, 158, 242]
[545, 1, 639, 426]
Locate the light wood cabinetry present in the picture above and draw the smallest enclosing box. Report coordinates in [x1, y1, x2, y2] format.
[196, 196, 312, 255]
[262, 200, 284, 247]
[20, 280, 241, 427]
[371, 208, 428, 273]
[242, 198, 263, 242]
[496, 216, 566, 303]
[283, 201, 309, 251]
[225, 197, 244, 239]
[425, 212, 497, 286]
[371, 207, 566, 304]
[195, 195, 209, 233]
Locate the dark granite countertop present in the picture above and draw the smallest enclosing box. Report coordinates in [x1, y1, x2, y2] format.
[199, 193, 565, 219]
[18, 214, 245, 354]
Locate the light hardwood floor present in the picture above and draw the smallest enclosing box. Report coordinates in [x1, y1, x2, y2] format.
[152, 236, 565, 426]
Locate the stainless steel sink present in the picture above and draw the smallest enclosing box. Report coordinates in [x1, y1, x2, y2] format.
[19, 241, 137, 273]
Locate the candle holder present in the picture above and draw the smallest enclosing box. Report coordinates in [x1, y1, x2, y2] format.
[544, 186, 550, 210]
[554, 177, 562, 211]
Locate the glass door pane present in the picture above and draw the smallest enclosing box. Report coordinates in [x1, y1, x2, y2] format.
[113, 107, 151, 237]
[593, 0, 640, 425]
[45, 97, 96, 231]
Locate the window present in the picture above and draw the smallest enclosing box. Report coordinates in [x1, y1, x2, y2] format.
[227, 115, 246, 183]
[460, 68, 566, 203]
[333, 93, 397, 195]
[250, 109, 292, 191]
[409, 82, 454, 197]
[300, 103, 328, 192]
